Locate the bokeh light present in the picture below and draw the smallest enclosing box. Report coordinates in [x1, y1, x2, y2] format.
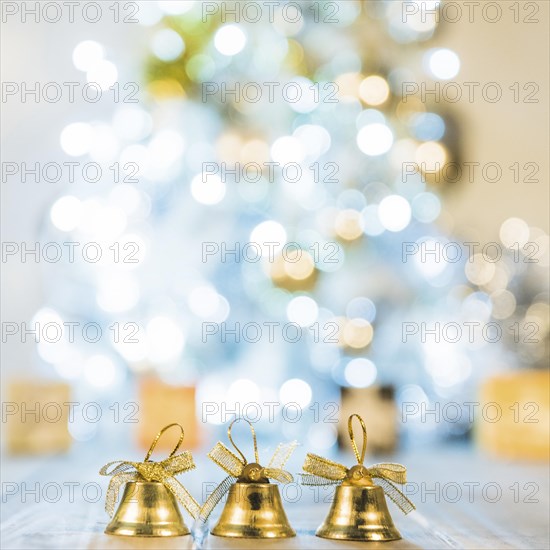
[426, 48, 460, 80]
[287, 296, 319, 326]
[359, 75, 390, 105]
[191, 174, 226, 205]
[214, 25, 247, 56]
[279, 378, 312, 408]
[334, 209, 363, 241]
[411, 112, 446, 141]
[152, 29, 185, 61]
[500, 217, 530, 248]
[60, 123, 92, 156]
[250, 221, 287, 256]
[84, 355, 117, 388]
[344, 358, 377, 387]
[378, 195, 412, 232]
[86, 60, 118, 90]
[465, 254, 496, 286]
[72, 40, 104, 71]
[146, 316, 185, 364]
[342, 318, 374, 349]
[271, 136, 305, 164]
[415, 141, 448, 174]
[357, 123, 394, 156]
[50, 196, 82, 232]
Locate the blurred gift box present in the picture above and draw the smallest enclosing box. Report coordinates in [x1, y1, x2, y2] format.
[137, 379, 199, 450]
[339, 385, 398, 454]
[477, 370, 550, 461]
[4, 380, 72, 454]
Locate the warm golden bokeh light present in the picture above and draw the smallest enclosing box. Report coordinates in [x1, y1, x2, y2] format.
[359, 75, 390, 106]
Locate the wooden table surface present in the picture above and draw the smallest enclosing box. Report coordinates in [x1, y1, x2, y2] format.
[2, 444, 549, 549]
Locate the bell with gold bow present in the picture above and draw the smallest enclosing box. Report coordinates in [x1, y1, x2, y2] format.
[199, 417, 297, 538]
[301, 414, 415, 542]
[99, 423, 199, 537]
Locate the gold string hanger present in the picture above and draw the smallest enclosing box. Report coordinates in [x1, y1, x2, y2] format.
[345, 413, 373, 485]
[348, 413, 367, 465]
[227, 417, 262, 479]
[144, 422, 185, 462]
[301, 414, 415, 514]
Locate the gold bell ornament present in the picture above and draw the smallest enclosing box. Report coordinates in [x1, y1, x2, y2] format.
[99, 423, 200, 537]
[199, 417, 297, 538]
[301, 414, 415, 542]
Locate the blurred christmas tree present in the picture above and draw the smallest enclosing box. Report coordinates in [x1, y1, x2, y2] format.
[41, 1, 548, 448]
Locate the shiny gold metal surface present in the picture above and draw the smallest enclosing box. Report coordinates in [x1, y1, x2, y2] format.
[100, 423, 199, 537]
[210, 481, 296, 538]
[301, 414, 415, 542]
[105, 481, 190, 537]
[201, 417, 297, 538]
[316, 483, 401, 541]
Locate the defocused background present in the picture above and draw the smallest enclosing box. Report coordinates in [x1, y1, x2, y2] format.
[1, 0, 549, 493]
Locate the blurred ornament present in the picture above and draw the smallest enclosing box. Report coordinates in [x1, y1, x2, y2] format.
[41, 0, 509, 452]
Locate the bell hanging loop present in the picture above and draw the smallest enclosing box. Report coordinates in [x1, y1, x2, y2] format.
[227, 416, 259, 467]
[347, 413, 367, 465]
[144, 422, 185, 462]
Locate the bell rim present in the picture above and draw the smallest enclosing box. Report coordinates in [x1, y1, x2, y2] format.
[231, 481, 272, 487]
[315, 530, 402, 542]
[210, 529, 297, 539]
[104, 527, 191, 537]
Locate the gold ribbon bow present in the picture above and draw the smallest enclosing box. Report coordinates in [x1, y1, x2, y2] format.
[199, 417, 298, 522]
[99, 423, 200, 519]
[301, 414, 415, 514]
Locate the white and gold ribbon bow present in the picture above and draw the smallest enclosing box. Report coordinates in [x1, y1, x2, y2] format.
[301, 414, 415, 514]
[199, 417, 298, 522]
[99, 423, 200, 519]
